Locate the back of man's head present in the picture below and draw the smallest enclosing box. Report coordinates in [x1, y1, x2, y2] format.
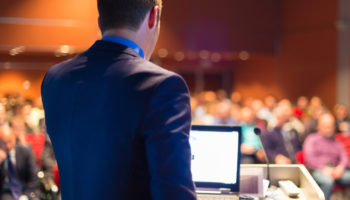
[98, 0, 162, 33]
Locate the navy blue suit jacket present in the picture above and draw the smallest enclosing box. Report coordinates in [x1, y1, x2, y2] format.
[41, 40, 196, 200]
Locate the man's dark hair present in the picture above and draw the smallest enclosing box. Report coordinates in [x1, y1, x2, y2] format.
[98, 0, 162, 33]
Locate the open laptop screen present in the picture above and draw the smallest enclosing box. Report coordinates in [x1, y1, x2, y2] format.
[190, 125, 241, 192]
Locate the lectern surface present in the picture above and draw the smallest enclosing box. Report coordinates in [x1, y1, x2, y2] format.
[241, 164, 325, 200]
[196, 194, 239, 200]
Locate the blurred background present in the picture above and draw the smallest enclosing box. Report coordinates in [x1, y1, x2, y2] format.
[1, 0, 349, 108]
[1, 0, 350, 199]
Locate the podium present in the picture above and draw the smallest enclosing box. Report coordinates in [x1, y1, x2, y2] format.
[241, 164, 325, 200]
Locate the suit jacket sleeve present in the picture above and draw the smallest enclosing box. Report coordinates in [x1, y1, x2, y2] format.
[142, 74, 197, 200]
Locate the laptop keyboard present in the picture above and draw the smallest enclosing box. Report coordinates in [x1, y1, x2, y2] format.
[197, 194, 239, 200]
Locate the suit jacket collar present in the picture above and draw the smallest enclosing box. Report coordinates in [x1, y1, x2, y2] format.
[87, 40, 141, 58]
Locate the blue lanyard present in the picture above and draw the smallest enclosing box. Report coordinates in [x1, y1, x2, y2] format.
[102, 36, 145, 59]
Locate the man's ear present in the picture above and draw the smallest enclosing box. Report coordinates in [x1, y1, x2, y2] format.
[148, 6, 160, 29]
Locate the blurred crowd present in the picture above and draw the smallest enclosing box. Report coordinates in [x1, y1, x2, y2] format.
[0, 93, 58, 200]
[191, 90, 350, 200]
[1, 90, 350, 200]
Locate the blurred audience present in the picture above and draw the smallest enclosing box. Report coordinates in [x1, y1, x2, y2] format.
[0, 105, 7, 127]
[257, 95, 276, 123]
[230, 104, 241, 124]
[0, 125, 40, 200]
[2, 90, 350, 198]
[303, 104, 327, 142]
[334, 104, 350, 133]
[21, 103, 36, 134]
[39, 119, 56, 179]
[213, 100, 238, 125]
[262, 105, 302, 164]
[0, 94, 57, 199]
[9, 116, 27, 147]
[293, 96, 309, 120]
[230, 91, 242, 105]
[240, 107, 264, 164]
[268, 99, 305, 138]
[304, 114, 350, 200]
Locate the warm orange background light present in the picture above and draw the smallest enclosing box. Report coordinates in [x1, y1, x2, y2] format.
[0, 69, 46, 99]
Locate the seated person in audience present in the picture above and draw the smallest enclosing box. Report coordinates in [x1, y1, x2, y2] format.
[269, 100, 305, 132]
[334, 104, 350, 133]
[240, 107, 264, 164]
[250, 99, 264, 116]
[257, 95, 276, 124]
[230, 103, 241, 124]
[230, 91, 242, 105]
[192, 92, 217, 125]
[10, 116, 46, 169]
[250, 99, 269, 131]
[269, 100, 306, 143]
[293, 96, 309, 120]
[335, 133, 350, 166]
[306, 96, 323, 116]
[304, 114, 350, 200]
[29, 98, 45, 132]
[216, 89, 228, 101]
[303, 105, 326, 141]
[0, 104, 7, 127]
[20, 103, 36, 134]
[0, 125, 40, 200]
[39, 119, 56, 179]
[262, 105, 302, 164]
[9, 116, 27, 146]
[213, 100, 239, 125]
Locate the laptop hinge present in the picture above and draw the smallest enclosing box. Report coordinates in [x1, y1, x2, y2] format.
[196, 187, 232, 194]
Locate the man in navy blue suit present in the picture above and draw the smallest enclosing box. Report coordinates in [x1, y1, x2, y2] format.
[41, 0, 197, 199]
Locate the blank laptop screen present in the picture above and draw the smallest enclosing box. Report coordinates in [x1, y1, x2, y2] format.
[189, 125, 241, 192]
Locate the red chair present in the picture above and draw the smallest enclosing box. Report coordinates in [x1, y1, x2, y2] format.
[53, 164, 60, 188]
[335, 133, 350, 159]
[295, 151, 305, 164]
[26, 133, 46, 168]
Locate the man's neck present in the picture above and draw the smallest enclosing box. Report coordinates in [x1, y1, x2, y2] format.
[102, 29, 138, 43]
[102, 29, 147, 59]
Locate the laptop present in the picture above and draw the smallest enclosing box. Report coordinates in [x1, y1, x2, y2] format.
[189, 125, 241, 200]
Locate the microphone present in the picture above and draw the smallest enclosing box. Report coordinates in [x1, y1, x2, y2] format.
[254, 127, 270, 182]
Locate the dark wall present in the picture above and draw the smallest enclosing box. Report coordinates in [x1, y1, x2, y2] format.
[232, 0, 338, 108]
[156, 0, 281, 97]
[157, 0, 280, 53]
[278, 0, 338, 107]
